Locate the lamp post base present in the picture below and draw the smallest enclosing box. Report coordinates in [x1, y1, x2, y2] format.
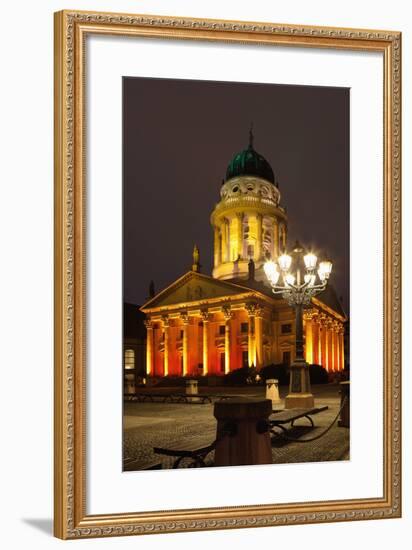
[285, 360, 315, 410]
[285, 393, 315, 409]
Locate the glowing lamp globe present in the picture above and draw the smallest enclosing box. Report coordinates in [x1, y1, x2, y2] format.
[318, 260, 333, 281]
[264, 260, 280, 285]
[304, 253, 317, 270]
[278, 253, 292, 272]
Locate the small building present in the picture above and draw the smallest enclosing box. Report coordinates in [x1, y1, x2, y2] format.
[140, 131, 346, 378]
[123, 302, 146, 393]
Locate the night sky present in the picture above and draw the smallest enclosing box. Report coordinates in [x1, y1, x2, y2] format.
[123, 77, 349, 314]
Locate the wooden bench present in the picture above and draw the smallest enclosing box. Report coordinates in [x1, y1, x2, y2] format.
[124, 393, 247, 405]
[169, 394, 212, 404]
[124, 392, 175, 403]
[125, 392, 212, 404]
[153, 440, 216, 468]
[208, 394, 244, 401]
[269, 406, 328, 435]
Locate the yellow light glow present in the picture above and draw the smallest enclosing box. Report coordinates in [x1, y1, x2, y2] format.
[305, 321, 314, 364]
[264, 260, 279, 284]
[278, 253, 292, 271]
[304, 252, 317, 269]
[319, 260, 332, 278]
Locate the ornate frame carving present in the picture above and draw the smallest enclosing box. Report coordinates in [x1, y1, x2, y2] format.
[54, 9, 401, 539]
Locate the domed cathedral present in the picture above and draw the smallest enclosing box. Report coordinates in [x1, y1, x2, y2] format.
[140, 131, 346, 380]
[211, 128, 288, 282]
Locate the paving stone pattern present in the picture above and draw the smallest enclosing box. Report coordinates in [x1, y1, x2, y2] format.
[123, 385, 349, 471]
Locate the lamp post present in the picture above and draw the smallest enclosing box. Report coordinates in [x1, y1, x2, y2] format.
[264, 241, 333, 409]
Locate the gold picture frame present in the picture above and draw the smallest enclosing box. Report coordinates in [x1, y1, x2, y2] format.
[54, 9, 401, 539]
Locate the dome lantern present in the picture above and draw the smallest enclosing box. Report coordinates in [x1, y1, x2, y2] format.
[211, 129, 288, 283]
[225, 129, 277, 186]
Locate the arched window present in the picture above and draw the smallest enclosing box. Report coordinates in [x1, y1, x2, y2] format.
[262, 217, 273, 256]
[124, 349, 135, 370]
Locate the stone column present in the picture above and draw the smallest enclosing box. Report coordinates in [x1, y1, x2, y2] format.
[336, 323, 342, 371]
[312, 314, 320, 364]
[282, 225, 287, 249]
[333, 325, 339, 372]
[246, 304, 256, 367]
[162, 316, 170, 376]
[278, 224, 282, 252]
[144, 319, 154, 376]
[221, 219, 227, 263]
[254, 306, 263, 369]
[304, 313, 314, 364]
[317, 323, 322, 366]
[320, 315, 327, 370]
[334, 324, 339, 372]
[223, 306, 232, 374]
[256, 213, 263, 261]
[322, 325, 327, 371]
[225, 218, 231, 262]
[236, 212, 244, 259]
[213, 226, 220, 267]
[181, 313, 189, 376]
[273, 221, 279, 258]
[201, 311, 210, 376]
[325, 323, 332, 372]
[339, 327, 345, 371]
[329, 325, 334, 372]
[320, 319, 326, 371]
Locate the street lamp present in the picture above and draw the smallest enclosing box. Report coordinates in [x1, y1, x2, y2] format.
[264, 240, 333, 409]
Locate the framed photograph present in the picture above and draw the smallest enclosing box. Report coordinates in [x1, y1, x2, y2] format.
[54, 10, 401, 539]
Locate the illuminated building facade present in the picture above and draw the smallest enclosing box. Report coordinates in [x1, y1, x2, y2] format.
[140, 132, 346, 377]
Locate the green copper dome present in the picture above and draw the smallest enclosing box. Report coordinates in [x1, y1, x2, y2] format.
[225, 130, 276, 185]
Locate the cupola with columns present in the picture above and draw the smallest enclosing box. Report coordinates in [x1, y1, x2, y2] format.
[211, 128, 288, 282]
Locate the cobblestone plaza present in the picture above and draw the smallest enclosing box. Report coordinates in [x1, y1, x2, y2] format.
[123, 384, 349, 471]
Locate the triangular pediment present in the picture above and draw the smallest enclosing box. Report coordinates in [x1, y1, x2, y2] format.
[141, 271, 254, 310]
[314, 284, 347, 321]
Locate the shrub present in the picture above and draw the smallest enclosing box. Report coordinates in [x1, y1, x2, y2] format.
[156, 376, 186, 387]
[309, 364, 329, 384]
[224, 366, 257, 386]
[259, 364, 289, 385]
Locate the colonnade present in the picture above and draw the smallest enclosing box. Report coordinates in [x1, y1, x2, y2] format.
[304, 311, 345, 371]
[244, 303, 263, 369]
[213, 213, 287, 266]
[145, 307, 344, 376]
[145, 303, 266, 377]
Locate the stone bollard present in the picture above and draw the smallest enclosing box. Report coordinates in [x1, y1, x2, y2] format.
[266, 379, 281, 408]
[213, 398, 273, 467]
[338, 381, 350, 428]
[185, 379, 198, 395]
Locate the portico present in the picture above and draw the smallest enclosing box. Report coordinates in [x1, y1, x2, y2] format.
[141, 269, 345, 377]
